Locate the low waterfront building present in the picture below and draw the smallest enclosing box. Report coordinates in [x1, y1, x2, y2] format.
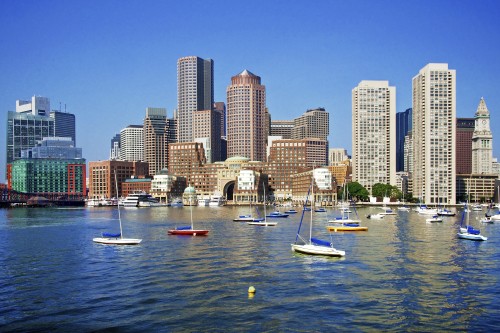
[88, 160, 149, 199]
[232, 169, 265, 204]
[328, 160, 351, 187]
[150, 168, 185, 203]
[456, 174, 497, 203]
[122, 177, 152, 197]
[291, 167, 336, 206]
[10, 158, 86, 197]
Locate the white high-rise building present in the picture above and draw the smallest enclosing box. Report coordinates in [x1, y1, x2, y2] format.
[177, 56, 214, 143]
[329, 148, 349, 165]
[412, 63, 456, 205]
[16, 96, 51, 116]
[352, 80, 396, 194]
[119, 125, 144, 162]
[472, 98, 493, 174]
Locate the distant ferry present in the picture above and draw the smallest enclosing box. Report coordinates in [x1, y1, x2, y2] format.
[123, 192, 161, 208]
[209, 194, 226, 206]
[86, 198, 116, 207]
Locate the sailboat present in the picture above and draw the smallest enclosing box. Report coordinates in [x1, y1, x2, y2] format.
[458, 204, 487, 241]
[248, 185, 277, 226]
[326, 186, 367, 232]
[93, 172, 142, 245]
[399, 191, 410, 211]
[291, 171, 345, 257]
[233, 196, 264, 222]
[168, 196, 209, 236]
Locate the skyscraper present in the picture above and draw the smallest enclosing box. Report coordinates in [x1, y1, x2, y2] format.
[177, 56, 214, 143]
[472, 97, 493, 174]
[270, 120, 294, 139]
[50, 111, 76, 144]
[119, 125, 143, 162]
[396, 108, 412, 172]
[7, 96, 54, 165]
[213, 102, 226, 137]
[193, 109, 221, 163]
[226, 70, 267, 162]
[456, 118, 475, 174]
[110, 133, 121, 160]
[292, 107, 329, 140]
[143, 107, 169, 176]
[352, 80, 396, 193]
[412, 63, 456, 205]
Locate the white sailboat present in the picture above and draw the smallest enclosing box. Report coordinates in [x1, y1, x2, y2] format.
[291, 171, 345, 257]
[458, 204, 487, 241]
[233, 195, 264, 222]
[248, 185, 277, 226]
[93, 172, 142, 245]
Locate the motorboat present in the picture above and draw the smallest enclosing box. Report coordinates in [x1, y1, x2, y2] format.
[379, 207, 397, 215]
[437, 208, 456, 216]
[426, 215, 443, 223]
[266, 211, 289, 218]
[314, 207, 327, 213]
[416, 205, 438, 215]
[366, 213, 384, 219]
[480, 216, 493, 224]
[489, 213, 500, 221]
[284, 209, 298, 214]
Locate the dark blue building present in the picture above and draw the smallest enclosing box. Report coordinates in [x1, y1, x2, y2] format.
[396, 108, 412, 172]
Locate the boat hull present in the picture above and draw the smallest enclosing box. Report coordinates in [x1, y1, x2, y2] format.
[247, 221, 277, 226]
[167, 229, 209, 236]
[291, 244, 345, 257]
[326, 226, 368, 232]
[93, 237, 142, 245]
[457, 232, 487, 241]
[266, 214, 289, 218]
[233, 217, 264, 222]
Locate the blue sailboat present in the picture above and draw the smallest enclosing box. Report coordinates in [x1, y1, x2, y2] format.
[291, 171, 345, 257]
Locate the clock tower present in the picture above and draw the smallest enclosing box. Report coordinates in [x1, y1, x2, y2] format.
[471, 97, 493, 174]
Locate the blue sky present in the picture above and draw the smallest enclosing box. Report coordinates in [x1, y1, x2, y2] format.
[1, 0, 500, 182]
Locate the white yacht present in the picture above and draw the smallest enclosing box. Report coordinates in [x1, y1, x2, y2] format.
[123, 192, 161, 208]
[209, 194, 225, 206]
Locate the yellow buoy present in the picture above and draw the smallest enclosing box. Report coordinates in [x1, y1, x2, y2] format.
[248, 286, 256, 293]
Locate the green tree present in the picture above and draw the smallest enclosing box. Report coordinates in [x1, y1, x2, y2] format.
[345, 182, 369, 202]
[372, 183, 402, 200]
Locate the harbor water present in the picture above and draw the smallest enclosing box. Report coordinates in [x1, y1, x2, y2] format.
[1, 205, 500, 332]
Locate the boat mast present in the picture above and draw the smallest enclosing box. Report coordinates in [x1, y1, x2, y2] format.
[309, 170, 314, 244]
[190, 196, 194, 229]
[114, 170, 123, 239]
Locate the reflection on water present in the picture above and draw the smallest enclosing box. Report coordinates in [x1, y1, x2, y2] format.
[1, 206, 500, 331]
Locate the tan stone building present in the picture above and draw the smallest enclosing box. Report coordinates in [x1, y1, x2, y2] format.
[88, 160, 149, 199]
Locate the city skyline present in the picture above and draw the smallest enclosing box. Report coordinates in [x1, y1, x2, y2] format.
[1, 1, 500, 182]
